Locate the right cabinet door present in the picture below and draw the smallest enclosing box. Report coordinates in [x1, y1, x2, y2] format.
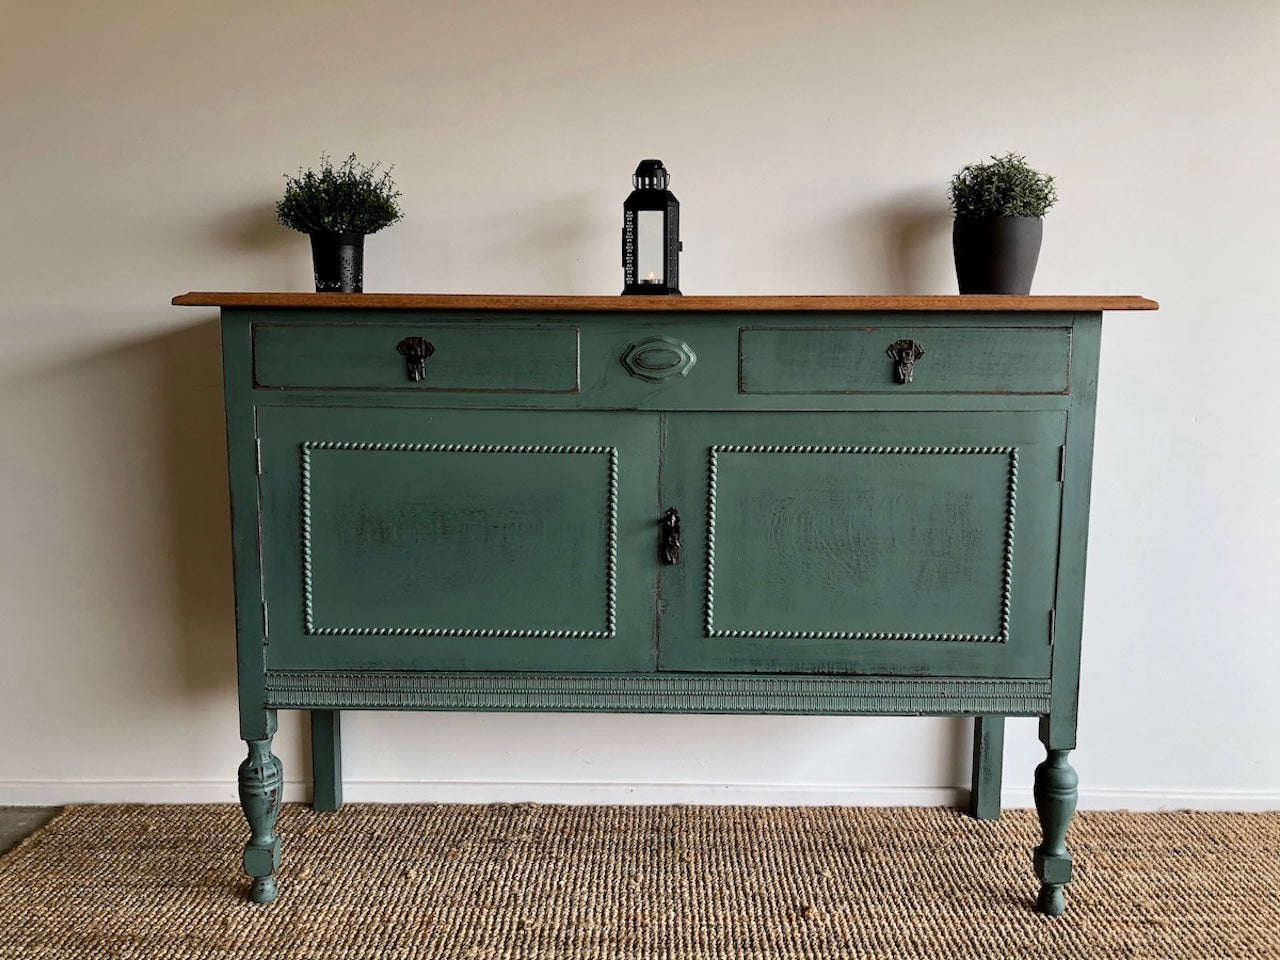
[658, 411, 1065, 678]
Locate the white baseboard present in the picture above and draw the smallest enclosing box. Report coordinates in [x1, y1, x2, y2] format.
[333, 782, 968, 807]
[1, 780, 1276, 811]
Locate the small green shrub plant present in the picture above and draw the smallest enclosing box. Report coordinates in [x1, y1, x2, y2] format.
[276, 153, 402, 235]
[947, 153, 1057, 219]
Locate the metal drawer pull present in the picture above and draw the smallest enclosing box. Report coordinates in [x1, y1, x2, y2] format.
[887, 339, 925, 384]
[396, 337, 435, 382]
[660, 507, 682, 565]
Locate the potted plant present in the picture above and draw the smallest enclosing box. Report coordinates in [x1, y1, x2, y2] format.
[276, 153, 403, 293]
[948, 152, 1057, 295]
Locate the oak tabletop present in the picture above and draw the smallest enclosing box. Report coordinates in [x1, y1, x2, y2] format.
[173, 292, 1158, 312]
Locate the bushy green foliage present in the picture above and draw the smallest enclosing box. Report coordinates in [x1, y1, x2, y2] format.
[276, 153, 403, 235]
[947, 153, 1057, 219]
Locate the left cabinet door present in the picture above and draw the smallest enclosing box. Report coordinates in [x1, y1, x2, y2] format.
[256, 406, 660, 673]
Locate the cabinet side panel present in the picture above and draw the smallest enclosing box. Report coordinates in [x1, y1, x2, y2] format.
[222, 310, 274, 741]
[1042, 315, 1101, 750]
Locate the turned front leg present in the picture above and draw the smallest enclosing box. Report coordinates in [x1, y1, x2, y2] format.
[1032, 748, 1078, 916]
[238, 737, 283, 903]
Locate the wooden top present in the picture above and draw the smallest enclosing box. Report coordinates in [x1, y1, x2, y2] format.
[173, 292, 1158, 312]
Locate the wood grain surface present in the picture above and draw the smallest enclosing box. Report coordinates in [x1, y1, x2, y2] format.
[174, 292, 1158, 311]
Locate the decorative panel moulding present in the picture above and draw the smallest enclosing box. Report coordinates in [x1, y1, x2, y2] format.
[300, 441, 619, 638]
[704, 444, 1018, 642]
[264, 671, 1052, 715]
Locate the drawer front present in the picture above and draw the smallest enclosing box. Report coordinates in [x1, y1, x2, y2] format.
[739, 325, 1070, 395]
[253, 322, 579, 392]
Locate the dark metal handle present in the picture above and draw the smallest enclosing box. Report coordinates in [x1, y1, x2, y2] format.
[659, 507, 681, 565]
[396, 337, 435, 382]
[886, 339, 925, 385]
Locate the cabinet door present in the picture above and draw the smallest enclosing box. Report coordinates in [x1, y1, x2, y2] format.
[658, 412, 1064, 678]
[257, 407, 659, 672]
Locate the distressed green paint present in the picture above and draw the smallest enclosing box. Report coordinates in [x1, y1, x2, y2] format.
[257, 406, 659, 673]
[970, 715, 1005, 820]
[212, 304, 1117, 913]
[658, 411, 1062, 678]
[220, 318, 275, 744]
[243, 308, 1084, 414]
[309, 711, 342, 812]
[740, 324, 1071, 394]
[253, 321, 580, 392]
[1033, 748, 1079, 916]
[236, 736, 282, 904]
[264, 672, 1051, 714]
[1041, 315, 1101, 752]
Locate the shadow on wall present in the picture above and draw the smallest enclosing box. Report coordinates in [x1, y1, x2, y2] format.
[154, 318, 237, 696]
[211, 202, 310, 291]
[849, 191, 954, 294]
[142, 205, 295, 692]
[8, 320, 238, 698]
[479, 194, 604, 292]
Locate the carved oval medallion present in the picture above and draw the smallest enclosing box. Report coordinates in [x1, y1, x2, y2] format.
[620, 336, 697, 383]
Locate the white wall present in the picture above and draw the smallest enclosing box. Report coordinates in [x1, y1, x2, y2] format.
[2, 0, 1276, 810]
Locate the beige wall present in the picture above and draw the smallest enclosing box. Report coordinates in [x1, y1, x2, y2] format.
[2, 0, 1276, 807]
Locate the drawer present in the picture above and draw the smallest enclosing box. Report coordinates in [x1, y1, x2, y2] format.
[252, 322, 579, 392]
[739, 325, 1071, 395]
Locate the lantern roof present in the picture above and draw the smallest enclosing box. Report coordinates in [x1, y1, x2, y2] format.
[633, 159, 670, 190]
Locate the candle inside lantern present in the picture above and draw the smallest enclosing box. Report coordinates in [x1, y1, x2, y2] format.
[636, 210, 665, 283]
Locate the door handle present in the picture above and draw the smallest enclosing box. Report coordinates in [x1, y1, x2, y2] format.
[660, 507, 681, 565]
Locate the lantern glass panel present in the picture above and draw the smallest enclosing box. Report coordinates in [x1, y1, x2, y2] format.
[636, 210, 665, 283]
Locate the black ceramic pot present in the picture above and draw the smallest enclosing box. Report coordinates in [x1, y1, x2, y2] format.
[310, 231, 365, 293]
[952, 216, 1043, 295]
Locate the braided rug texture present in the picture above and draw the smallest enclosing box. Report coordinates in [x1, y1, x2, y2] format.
[0, 804, 1276, 959]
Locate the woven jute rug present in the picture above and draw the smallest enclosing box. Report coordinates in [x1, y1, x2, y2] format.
[0, 804, 1276, 959]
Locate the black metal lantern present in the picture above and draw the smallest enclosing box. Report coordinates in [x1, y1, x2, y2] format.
[622, 159, 681, 295]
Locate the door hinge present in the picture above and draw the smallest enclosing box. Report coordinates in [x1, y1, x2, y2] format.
[1049, 608, 1056, 646]
[256, 438, 263, 476]
[1058, 445, 1066, 483]
[262, 600, 270, 641]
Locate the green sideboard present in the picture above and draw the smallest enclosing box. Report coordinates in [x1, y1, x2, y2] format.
[174, 292, 1157, 914]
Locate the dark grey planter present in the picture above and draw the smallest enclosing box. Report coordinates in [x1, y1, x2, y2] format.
[952, 216, 1043, 295]
[310, 231, 364, 293]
